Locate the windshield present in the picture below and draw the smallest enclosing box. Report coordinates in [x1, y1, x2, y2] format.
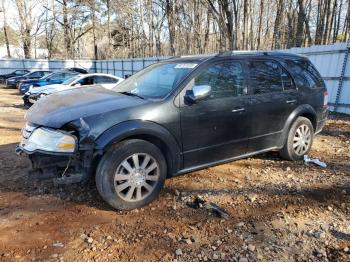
[62, 75, 80, 85]
[112, 62, 197, 99]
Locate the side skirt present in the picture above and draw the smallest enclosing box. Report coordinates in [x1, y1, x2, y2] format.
[174, 147, 278, 177]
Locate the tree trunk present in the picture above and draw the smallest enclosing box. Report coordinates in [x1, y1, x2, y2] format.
[256, 0, 264, 50]
[334, 0, 343, 42]
[106, 0, 112, 56]
[23, 29, 31, 59]
[221, 0, 234, 50]
[295, 0, 306, 47]
[62, 0, 71, 58]
[322, 0, 332, 44]
[242, 0, 248, 49]
[165, 0, 175, 56]
[1, 0, 10, 58]
[327, 0, 337, 43]
[91, 3, 98, 60]
[272, 0, 284, 49]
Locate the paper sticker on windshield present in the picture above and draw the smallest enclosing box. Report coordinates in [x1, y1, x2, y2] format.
[175, 63, 198, 69]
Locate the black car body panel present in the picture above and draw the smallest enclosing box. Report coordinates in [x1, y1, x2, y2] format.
[19, 52, 328, 183]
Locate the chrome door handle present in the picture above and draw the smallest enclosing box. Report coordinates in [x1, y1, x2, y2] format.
[286, 99, 297, 104]
[231, 107, 245, 113]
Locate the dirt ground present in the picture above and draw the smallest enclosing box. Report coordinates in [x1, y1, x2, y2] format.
[0, 88, 349, 262]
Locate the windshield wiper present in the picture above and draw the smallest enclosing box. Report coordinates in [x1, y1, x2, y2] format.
[119, 91, 145, 99]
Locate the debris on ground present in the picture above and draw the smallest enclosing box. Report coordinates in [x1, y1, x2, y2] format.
[187, 196, 230, 219]
[304, 154, 327, 168]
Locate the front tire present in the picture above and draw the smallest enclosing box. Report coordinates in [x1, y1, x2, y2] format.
[279, 117, 314, 161]
[96, 139, 167, 210]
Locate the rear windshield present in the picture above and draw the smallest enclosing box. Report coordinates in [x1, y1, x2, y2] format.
[284, 60, 325, 89]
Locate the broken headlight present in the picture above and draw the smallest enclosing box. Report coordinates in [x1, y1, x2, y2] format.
[20, 127, 76, 154]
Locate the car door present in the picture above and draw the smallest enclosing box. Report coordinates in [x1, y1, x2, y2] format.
[180, 60, 251, 169]
[246, 59, 299, 152]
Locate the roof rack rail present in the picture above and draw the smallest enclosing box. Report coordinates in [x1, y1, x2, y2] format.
[180, 54, 215, 58]
[215, 50, 270, 57]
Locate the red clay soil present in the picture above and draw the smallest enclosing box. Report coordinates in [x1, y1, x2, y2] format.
[0, 88, 349, 261]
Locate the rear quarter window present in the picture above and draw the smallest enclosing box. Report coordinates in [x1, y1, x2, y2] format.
[248, 60, 284, 94]
[284, 60, 325, 89]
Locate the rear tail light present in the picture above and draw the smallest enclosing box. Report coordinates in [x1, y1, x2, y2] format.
[323, 91, 328, 107]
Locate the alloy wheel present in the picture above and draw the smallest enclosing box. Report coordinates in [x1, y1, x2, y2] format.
[114, 153, 160, 202]
[293, 124, 311, 156]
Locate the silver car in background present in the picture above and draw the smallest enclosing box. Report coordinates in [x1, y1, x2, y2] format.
[23, 73, 124, 107]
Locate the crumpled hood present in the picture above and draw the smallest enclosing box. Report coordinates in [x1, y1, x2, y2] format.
[26, 86, 150, 128]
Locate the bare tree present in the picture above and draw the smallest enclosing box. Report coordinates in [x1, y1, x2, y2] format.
[2, 0, 349, 59]
[1, 0, 11, 57]
[14, 0, 45, 58]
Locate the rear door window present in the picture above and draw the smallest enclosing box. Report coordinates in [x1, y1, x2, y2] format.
[248, 60, 283, 94]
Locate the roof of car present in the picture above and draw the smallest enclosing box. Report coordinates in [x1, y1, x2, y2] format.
[166, 51, 305, 63]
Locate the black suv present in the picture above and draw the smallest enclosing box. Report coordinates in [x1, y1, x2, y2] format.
[17, 52, 328, 210]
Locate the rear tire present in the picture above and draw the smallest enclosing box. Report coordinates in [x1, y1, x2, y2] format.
[96, 139, 167, 210]
[279, 117, 314, 161]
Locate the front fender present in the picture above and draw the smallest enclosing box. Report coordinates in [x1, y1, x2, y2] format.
[94, 120, 182, 175]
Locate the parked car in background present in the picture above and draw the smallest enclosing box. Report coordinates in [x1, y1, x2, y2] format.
[19, 71, 79, 94]
[0, 70, 30, 85]
[23, 73, 124, 107]
[17, 52, 328, 211]
[65, 67, 88, 74]
[6, 70, 52, 88]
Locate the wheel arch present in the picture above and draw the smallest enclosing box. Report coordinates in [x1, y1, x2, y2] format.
[94, 120, 182, 177]
[280, 104, 317, 148]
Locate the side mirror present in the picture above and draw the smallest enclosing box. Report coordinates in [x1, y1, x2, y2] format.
[185, 85, 211, 103]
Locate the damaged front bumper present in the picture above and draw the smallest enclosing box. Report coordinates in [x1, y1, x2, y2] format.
[16, 123, 95, 185]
